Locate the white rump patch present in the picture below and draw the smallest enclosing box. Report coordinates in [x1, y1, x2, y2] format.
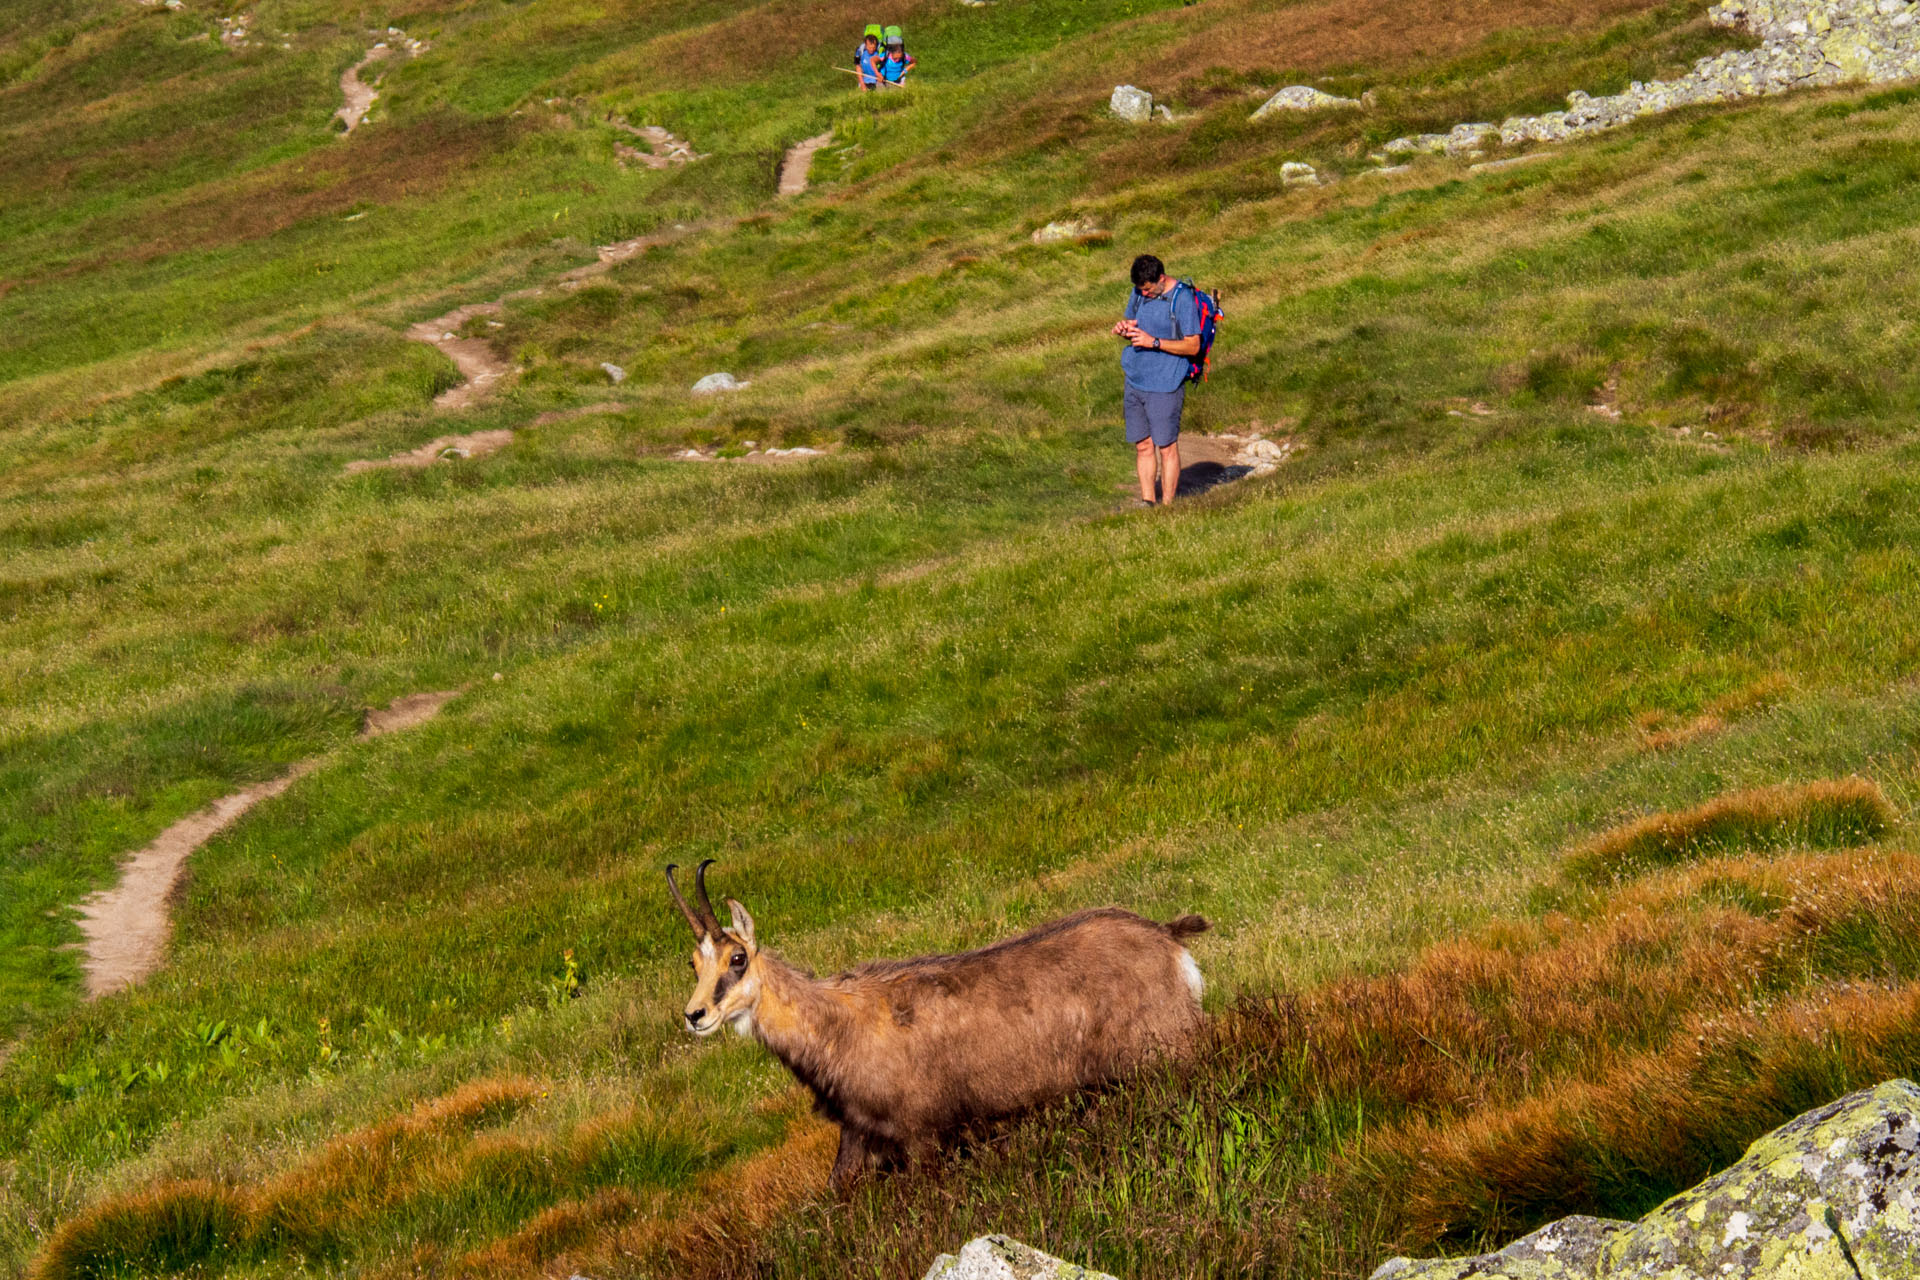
[1178, 949, 1204, 1002]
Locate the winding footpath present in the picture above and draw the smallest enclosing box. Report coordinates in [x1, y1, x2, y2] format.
[778, 131, 834, 195]
[76, 691, 461, 999]
[332, 46, 390, 134]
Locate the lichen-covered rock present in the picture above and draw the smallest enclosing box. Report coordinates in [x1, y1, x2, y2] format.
[1370, 1216, 1634, 1279]
[1031, 218, 1103, 245]
[1370, 1080, 1920, 1280]
[1109, 85, 1153, 123]
[1280, 160, 1319, 186]
[1383, 0, 1920, 157]
[1612, 1078, 1920, 1278]
[690, 371, 748, 394]
[923, 1234, 1118, 1280]
[1250, 84, 1362, 119]
[1383, 132, 1451, 156]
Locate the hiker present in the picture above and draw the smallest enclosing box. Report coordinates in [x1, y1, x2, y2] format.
[855, 24, 884, 91]
[1113, 254, 1201, 506]
[879, 27, 916, 84]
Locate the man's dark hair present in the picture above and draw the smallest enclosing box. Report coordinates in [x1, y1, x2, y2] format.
[1130, 255, 1165, 288]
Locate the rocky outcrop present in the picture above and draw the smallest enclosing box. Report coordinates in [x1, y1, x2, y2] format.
[1251, 84, 1362, 118]
[691, 371, 749, 395]
[1372, 1078, 1920, 1279]
[1380, 0, 1920, 158]
[1110, 85, 1154, 123]
[924, 1235, 1118, 1280]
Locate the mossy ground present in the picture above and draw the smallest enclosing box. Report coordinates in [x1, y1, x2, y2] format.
[7, 0, 1920, 1275]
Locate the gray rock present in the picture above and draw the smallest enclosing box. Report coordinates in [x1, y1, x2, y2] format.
[690, 372, 748, 395]
[1616, 1078, 1920, 1277]
[924, 1235, 1118, 1280]
[599, 362, 625, 384]
[1031, 218, 1101, 245]
[1373, 1079, 1920, 1280]
[1280, 160, 1319, 186]
[1109, 84, 1153, 123]
[1250, 84, 1362, 119]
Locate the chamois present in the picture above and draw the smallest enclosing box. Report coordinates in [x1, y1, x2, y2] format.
[667, 860, 1209, 1192]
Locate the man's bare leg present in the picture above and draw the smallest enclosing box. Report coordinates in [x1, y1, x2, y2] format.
[1158, 440, 1181, 505]
[1135, 438, 1158, 502]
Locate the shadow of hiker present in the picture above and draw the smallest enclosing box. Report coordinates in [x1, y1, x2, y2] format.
[1175, 461, 1253, 498]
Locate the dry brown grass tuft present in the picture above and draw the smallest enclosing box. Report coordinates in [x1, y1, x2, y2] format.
[1562, 776, 1896, 881]
[34, 1078, 541, 1280]
[1636, 709, 1724, 750]
[1635, 674, 1790, 750]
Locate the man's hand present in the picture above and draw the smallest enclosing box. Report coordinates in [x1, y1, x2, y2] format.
[1128, 330, 1159, 349]
[1112, 319, 1138, 338]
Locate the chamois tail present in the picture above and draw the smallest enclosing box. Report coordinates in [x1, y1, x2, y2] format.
[1164, 914, 1210, 940]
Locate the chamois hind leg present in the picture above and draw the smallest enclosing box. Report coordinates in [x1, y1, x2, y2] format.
[828, 1124, 872, 1195]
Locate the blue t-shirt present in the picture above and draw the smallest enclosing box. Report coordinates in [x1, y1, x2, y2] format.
[880, 51, 914, 82]
[856, 46, 882, 84]
[1122, 284, 1201, 393]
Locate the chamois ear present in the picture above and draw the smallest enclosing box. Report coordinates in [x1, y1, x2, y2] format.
[726, 899, 756, 948]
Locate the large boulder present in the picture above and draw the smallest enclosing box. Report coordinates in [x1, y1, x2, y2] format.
[1250, 85, 1362, 118]
[1109, 85, 1154, 123]
[924, 1235, 1118, 1280]
[1371, 1079, 1920, 1280]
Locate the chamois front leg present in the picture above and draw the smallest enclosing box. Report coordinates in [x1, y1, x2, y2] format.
[828, 1124, 872, 1195]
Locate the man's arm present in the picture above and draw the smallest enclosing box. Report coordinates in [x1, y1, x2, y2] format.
[1130, 331, 1200, 355]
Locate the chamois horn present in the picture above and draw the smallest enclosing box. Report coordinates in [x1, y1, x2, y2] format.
[665, 861, 719, 938]
[692, 858, 721, 933]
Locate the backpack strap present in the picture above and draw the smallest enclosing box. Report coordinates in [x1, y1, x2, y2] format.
[1168, 280, 1190, 340]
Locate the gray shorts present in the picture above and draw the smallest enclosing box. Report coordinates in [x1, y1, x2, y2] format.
[1124, 384, 1184, 448]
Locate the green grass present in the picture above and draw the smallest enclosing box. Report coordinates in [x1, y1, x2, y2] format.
[8, 0, 1920, 1273]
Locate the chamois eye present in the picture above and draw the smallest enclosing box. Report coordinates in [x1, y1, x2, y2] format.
[730, 951, 747, 971]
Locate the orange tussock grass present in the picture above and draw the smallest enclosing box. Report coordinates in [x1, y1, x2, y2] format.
[1369, 978, 1920, 1247]
[34, 1077, 540, 1280]
[1636, 710, 1724, 751]
[519, 1111, 839, 1280]
[1561, 776, 1896, 882]
[450, 1187, 650, 1276]
[1334, 845, 1920, 1248]
[1635, 673, 1791, 750]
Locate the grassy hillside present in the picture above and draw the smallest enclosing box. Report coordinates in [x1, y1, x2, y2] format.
[5, 0, 1920, 1274]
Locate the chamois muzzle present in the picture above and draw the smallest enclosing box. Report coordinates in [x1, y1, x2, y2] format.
[666, 859, 722, 938]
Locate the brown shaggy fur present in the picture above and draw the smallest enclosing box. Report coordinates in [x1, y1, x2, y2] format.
[671, 865, 1207, 1192]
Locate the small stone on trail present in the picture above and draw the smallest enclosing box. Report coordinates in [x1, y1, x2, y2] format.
[691, 372, 748, 395]
[1110, 84, 1154, 123]
[600, 362, 626, 384]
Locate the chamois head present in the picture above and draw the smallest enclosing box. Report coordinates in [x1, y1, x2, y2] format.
[666, 860, 760, 1038]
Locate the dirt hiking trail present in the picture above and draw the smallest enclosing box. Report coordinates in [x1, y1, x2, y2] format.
[395, 220, 715, 419]
[333, 47, 390, 134]
[346, 428, 513, 472]
[779, 131, 834, 195]
[607, 117, 707, 169]
[75, 690, 462, 1000]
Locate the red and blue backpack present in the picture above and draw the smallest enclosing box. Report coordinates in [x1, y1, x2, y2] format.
[1167, 280, 1222, 383]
